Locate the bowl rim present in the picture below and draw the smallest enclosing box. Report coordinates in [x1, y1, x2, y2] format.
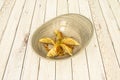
[31, 13, 94, 61]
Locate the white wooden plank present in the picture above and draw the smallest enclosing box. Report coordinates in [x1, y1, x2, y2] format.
[99, 0, 120, 68]
[79, 0, 106, 80]
[0, 0, 16, 41]
[107, 0, 120, 29]
[2, 0, 37, 80]
[57, 0, 68, 15]
[44, 0, 56, 21]
[88, 0, 120, 80]
[0, 0, 26, 79]
[68, 0, 79, 13]
[68, 0, 90, 80]
[20, 0, 46, 80]
[56, 60, 72, 80]
[37, 0, 56, 80]
[72, 51, 90, 80]
[0, 0, 5, 9]
[55, 0, 72, 80]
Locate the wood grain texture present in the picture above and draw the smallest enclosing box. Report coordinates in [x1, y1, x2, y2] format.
[37, 0, 56, 80]
[20, 0, 46, 80]
[55, 0, 73, 80]
[0, 0, 120, 80]
[0, 0, 5, 10]
[88, 0, 120, 80]
[0, 0, 26, 79]
[99, 0, 120, 67]
[0, 0, 16, 41]
[107, 0, 120, 29]
[68, 0, 90, 80]
[79, 0, 106, 80]
[2, 0, 37, 79]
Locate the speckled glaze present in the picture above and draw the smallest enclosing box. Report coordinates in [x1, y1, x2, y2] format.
[31, 13, 94, 61]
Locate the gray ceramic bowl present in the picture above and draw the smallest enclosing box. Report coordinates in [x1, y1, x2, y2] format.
[31, 13, 94, 60]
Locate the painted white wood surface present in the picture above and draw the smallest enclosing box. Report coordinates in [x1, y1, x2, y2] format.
[0, 0, 120, 80]
[38, 0, 56, 80]
[68, 0, 89, 80]
[107, 0, 120, 29]
[0, 0, 5, 10]
[20, 0, 46, 80]
[56, 0, 72, 80]
[88, 0, 120, 80]
[79, 0, 106, 80]
[99, 0, 120, 68]
[0, 0, 26, 79]
[2, 0, 37, 79]
[0, 0, 16, 41]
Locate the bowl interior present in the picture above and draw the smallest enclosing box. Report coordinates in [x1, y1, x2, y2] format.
[31, 14, 93, 60]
